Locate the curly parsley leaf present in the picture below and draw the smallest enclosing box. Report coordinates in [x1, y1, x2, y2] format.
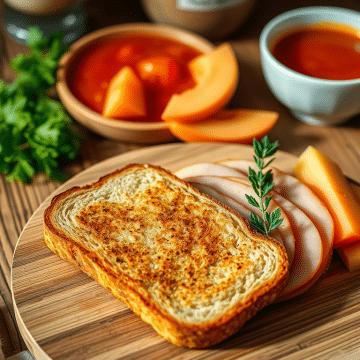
[0, 27, 79, 184]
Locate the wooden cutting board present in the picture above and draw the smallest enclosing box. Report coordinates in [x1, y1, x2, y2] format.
[11, 143, 360, 360]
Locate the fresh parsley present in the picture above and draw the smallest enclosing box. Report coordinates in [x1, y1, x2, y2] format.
[0, 27, 79, 184]
[245, 136, 283, 236]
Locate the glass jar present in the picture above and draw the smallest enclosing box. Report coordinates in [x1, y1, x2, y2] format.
[141, 0, 257, 39]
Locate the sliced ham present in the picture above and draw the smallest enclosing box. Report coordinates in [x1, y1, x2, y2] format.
[217, 159, 334, 249]
[217, 159, 334, 300]
[185, 175, 323, 298]
[175, 162, 247, 179]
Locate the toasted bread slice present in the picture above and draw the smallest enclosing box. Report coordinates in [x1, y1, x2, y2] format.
[43, 164, 289, 348]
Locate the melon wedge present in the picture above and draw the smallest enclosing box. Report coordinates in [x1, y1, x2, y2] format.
[168, 109, 279, 143]
[103, 66, 146, 118]
[293, 146, 360, 248]
[161, 43, 239, 124]
[337, 183, 360, 271]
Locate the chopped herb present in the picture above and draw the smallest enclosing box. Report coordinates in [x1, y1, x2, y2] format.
[245, 136, 283, 235]
[0, 27, 79, 183]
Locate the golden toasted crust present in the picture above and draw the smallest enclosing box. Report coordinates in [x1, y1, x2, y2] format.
[44, 163, 289, 348]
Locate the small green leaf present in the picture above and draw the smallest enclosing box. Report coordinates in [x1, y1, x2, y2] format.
[269, 218, 284, 232]
[250, 212, 265, 234]
[264, 196, 272, 210]
[256, 170, 264, 184]
[245, 194, 259, 208]
[263, 169, 273, 184]
[261, 135, 270, 149]
[265, 142, 279, 157]
[270, 207, 282, 222]
[253, 138, 263, 159]
[253, 156, 263, 169]
[265, 211, 271, 224]
[262, 182, 274, 197]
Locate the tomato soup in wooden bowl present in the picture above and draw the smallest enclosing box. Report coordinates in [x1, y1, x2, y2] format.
[57, 23, 215, 143]
[260, 7, 360, 126]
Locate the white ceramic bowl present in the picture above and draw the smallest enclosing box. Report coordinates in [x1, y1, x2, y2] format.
[259, 7, 360, 126]
[57, 23, 215, 143]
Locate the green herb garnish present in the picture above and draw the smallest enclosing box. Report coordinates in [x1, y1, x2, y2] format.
[245, 136, 283, 236]
[0, 27, 79, 184]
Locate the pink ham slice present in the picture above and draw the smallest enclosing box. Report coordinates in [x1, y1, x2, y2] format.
[182, 174, 323, 299]
[217, 159, 334, 248]
[226, 176, 324, 299]
[217, 159, 334, 300]
[176, 163, 246, 179]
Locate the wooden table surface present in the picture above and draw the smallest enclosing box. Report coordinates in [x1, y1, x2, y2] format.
[1, 0, 360, 358]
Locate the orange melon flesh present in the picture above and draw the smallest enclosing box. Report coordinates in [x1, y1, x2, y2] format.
[103, 66, 146, 118]
[337, 240, 360, 272]
[337, 183, 360, 271]
[293, 146, 360, 248]
[167, 109, 279, 143]
[161, 43, 239, 124]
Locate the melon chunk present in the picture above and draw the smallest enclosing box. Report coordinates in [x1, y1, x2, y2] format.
[168, 109, 278, 143]
[161, 43, 239, 124]
[103, 66, 146, 118]
[293, 146, 360, 248]
[337, 241, 360, 272]
[337, 183, 360, 271]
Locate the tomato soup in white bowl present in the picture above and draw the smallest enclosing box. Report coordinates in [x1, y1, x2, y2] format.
[260, 7, 360, 126]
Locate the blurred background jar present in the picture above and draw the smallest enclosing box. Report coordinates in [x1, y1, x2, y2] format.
[3, 0, 87, 43]
[141, 0, 257, 40]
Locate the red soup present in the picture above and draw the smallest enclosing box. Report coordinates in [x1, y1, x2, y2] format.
[68, 34, 202, 122]
[271, 23, 360, 80]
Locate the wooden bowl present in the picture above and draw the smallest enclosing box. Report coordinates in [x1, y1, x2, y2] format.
[56, 23, 215, 144]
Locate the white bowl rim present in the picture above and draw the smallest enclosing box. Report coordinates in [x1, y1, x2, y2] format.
[57, 22, 216, 131]
[259, 6, 360, 86]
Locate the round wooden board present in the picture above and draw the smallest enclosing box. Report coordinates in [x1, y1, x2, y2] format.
[11, 143, 360, 360]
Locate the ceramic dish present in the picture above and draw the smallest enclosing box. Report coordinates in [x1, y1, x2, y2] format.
[56, 23, 215, 143]
[259, 7, 360, 126]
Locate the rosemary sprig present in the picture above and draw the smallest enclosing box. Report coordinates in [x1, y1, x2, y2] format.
[245, 136, 283, 236]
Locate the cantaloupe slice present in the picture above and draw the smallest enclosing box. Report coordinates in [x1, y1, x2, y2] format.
[161, 43, 239, 124]
[337, 183, 360, 271]
[103, 66, 146, 118]
[293, 146, 360, 248]
[337, 240, 360, 272]
[168, 109, 279, 143]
